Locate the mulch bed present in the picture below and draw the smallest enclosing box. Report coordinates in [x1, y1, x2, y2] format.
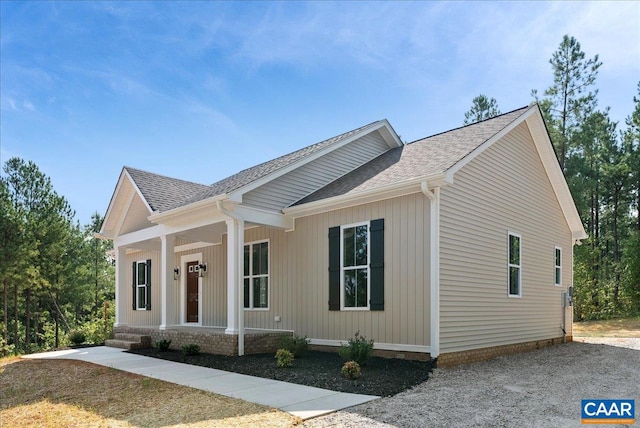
[127, 348, 432, 397]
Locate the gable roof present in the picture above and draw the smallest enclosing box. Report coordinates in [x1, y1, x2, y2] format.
[294, 107, 529, 205]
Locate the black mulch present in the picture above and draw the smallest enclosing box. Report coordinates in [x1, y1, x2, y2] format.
[127, 348, 432, 397]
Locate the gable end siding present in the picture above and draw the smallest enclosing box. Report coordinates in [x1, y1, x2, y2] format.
[439, 122, 573, 354]
[242, 131, 391, 211]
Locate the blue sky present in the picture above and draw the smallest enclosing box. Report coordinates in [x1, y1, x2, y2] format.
[1, 1, 638, 226]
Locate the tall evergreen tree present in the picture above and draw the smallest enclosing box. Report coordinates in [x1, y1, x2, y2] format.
[463, 94, 501, 125]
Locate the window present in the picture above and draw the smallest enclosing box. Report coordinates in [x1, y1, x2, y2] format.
[328, 219, 384, 311]
[342, 223, 370, 308]
[244, 240, 269, 309]
[554, 246, 562, 286]
[508, 232, 521, 297]
[132, 260, 151, 310]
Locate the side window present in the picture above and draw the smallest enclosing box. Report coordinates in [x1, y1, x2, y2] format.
[341, 223, 370, 309]
[243, 240, 269, 309]
[508, 232, 521, 297]
[554, 246, 562, 286]
[132, 259, 151, 310]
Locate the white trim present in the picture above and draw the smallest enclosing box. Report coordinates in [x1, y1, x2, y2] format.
[147, 193, 228, 224]
[284, 173, 449, 218]
[175, 242, 216, 253]
[114, 190, 136, 237]
[340, 221, 371, 310]
[180, 253, 203, 326]
[243, 239, 270, 310]
[234, 205, 294, 230]
[554, 246, 563, 286]
[421, 181, 440, 358]
[308, 338, 430, 354]
[508, 231, 522, 298]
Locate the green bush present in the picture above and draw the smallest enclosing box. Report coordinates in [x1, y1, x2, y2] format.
[156, 339, 172, 351]
[341, 360, 361, 379]
[275, 348, 294, 367]
[68, 330, 86, 345]
[279, 335, 309, 357]
[338, 331, 374, 365]
[181, 343, 200, 356]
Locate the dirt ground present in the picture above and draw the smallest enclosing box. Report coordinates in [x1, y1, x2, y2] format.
[303, 338, 640, 427]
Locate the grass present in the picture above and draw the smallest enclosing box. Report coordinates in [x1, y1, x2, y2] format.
[0, 357, 299, 428]
[573, 317, 640, 338]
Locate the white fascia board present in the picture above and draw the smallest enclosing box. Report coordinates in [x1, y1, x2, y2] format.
[227, 121, 402, 201]
[445, 106, 537, 183]
[233, 205, 294, 230]
[100, 169, 127, 237]
[147, 193, 228, 225]
[525, 109, 588, 241]
[283, 173, 448, 218]
[123, 169, 154, 214]
[101, 169, 153, 238]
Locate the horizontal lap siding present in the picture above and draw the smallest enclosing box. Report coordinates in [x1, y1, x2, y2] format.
[439, 122, 573, 353]
[245, 193, 431, 347]
[243, 132, 390, 211]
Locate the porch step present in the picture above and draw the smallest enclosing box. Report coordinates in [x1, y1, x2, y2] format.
[105, 333, 152, 350]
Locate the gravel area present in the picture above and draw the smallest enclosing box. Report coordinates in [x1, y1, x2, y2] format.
[304, 339, 640, 428]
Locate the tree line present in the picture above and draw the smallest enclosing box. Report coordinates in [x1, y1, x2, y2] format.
[465, 35, 640, 320]
[1, 158, 114, 355]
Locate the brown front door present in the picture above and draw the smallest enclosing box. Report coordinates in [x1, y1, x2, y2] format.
[186, 261, 199, 323]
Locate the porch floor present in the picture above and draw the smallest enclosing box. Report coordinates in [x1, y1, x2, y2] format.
[24, 346, 378, 420]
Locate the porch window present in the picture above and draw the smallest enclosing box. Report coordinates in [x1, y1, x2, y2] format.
[132, 259, 151, 310]
[554, 246, 562, 286]
[328, 219, 384, 311]
[508, 232, 521, 297]
[243, 240, 269, 309]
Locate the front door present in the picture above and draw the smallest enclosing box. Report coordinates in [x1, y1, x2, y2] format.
[186, 261, 199, 323]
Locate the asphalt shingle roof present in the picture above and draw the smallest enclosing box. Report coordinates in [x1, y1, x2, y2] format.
[126, 121, 383, 213]
[294, 106, 530, 205]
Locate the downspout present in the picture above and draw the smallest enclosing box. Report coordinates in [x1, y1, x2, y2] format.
[217, 200, 245, 356]
[421, 182, 440, 363]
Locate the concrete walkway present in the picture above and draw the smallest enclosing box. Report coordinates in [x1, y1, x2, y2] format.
[23, 346, 378, 420]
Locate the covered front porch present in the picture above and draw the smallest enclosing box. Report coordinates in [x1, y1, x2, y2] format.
[110, 196, 295, 356]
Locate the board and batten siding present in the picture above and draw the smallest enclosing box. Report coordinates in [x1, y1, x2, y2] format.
[125, 250, 161, 326]
[439, 122, 573, 354]
[242, 131, 391, 211]
[244, 193, 431, 347]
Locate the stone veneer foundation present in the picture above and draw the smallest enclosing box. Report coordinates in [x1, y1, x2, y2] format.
[114, 326, 292, 356]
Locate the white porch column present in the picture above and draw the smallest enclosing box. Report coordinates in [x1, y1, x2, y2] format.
[225, 218, 245, 354]
[160, 235, 176, 330]
[114, 246, 128, 327]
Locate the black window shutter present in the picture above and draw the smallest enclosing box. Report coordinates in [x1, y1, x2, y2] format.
[369, 218, 385, 310]
[132, 262, 136, 310]
[328, 226, 341, 311]
[145, 259, 152, 310]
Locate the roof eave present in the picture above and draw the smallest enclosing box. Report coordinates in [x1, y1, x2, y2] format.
[147, 193, 229, 224]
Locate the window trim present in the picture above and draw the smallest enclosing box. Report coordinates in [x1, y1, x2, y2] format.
[340, 221, 371, 311]
[243, 239, 270, 311]
[135, 260, 148, 311]
[554, 246, 562, 286]
[507, 231, 522, 298]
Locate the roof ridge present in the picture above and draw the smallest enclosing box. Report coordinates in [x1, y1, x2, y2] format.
[406, 105, 530, 145]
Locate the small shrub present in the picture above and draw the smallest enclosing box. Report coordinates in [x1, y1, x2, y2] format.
[275, 348, 294, 367]
[338, 330, 374, 365]
[341, 360, 361, 379]
[181, 343, 200, 356]
[68, 330, 86, 345]
[156, 339, 172, 351]
[279, 335, 309, 357]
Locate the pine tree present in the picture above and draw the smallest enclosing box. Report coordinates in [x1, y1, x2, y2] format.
[463, 95, 501, 125]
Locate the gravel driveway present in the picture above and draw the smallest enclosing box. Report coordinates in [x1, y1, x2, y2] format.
[304, 338, 640, 427]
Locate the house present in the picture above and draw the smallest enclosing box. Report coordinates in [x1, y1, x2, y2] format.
[99, 105, 586, 366]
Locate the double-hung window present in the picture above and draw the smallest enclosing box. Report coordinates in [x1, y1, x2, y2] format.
[244, 240, 269, 309]
[132, 259, 151, 310]
[341, 222, 370, 309]
[508, 232, 521, 297]
[554, 246, 562, 286]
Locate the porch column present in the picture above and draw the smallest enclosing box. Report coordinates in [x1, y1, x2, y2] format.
[225, 219, 244, 346]
[114, 246, 128, 327]
[160, 234, 176, 330]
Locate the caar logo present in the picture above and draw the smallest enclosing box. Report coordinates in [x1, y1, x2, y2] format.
[581, 399, 635, 424]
